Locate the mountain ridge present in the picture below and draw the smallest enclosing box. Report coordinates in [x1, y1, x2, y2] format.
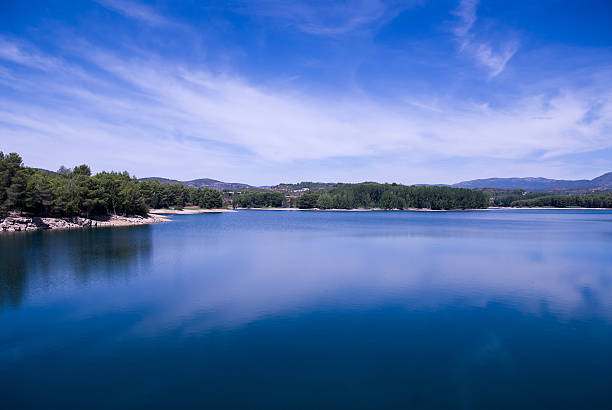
[139, 172, 612, 192]
[139, 177, 253, 191]
[35, 170, 612, 192]
[452, 172, 612, 191]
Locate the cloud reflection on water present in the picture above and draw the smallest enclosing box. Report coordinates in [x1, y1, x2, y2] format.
[122, 211, 612, 335]
[1, 210, 611, 337]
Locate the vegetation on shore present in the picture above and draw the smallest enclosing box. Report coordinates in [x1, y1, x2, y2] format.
[293, 183, 489, 210]
[483, 188, 612, 208]
[0, 152, 222, 218]
[509, 193, 612, 208]
[487, 190, 550, 207]
[232, 183, 612, 210]
[232, 183, 490, 210]
[274, 182, 342, 192]
[3, 151, 610, 217]
[231, 191, 287, 208]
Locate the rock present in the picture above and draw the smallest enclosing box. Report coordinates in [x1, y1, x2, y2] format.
[1, 213, 168, 233]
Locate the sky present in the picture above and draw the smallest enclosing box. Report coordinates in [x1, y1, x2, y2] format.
[0, 0, 611, 185]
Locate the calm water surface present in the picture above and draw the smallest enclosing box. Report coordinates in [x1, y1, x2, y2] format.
[1, 210, 612, 409]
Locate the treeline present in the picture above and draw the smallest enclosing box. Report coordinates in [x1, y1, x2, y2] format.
[293, 183, 489, 209]
[231, 183, 489, 210]
[511, 193, 612, 208]
[139, 180, 222, 210]
[489, 191, 548, 207]
[232, 191, 286, 208]
[0, 152, 222, 217]
[275, 181, 341, 192]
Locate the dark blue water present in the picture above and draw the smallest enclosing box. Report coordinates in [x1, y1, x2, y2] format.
[1, 210, 612, 409]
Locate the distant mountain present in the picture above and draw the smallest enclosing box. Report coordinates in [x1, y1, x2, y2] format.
[591, 172, 612, 187]
[453, 172, 612, 191]
[182, 178, 252, 190]
[34, 168, 59, 175]
[140, 177, 182, 184]
[274, 182, 342, 192]
[139, 177, 253, 191]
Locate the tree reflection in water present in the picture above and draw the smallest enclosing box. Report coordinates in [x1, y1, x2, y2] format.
[0, 226, 153, 310]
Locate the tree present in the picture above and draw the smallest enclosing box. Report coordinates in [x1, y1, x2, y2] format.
[201, 188, 223, 208]
[316, 193, 334, 209]
[5, 168, 28, 212]
[119, 178, 148, 216]
[73, 164, 92, 176]
[94, 172, 123, 215]
[380, 191, 396, 209]
[57, 166, 71, 176]
[81, 177, 107, 216]
[19, 170, 57, 216]
[296, 192, 319, 209]
[232, 191, 284, 208]
[0, 152, 24, 210]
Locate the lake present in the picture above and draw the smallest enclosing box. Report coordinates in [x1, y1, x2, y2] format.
[1, 209, 612, 409]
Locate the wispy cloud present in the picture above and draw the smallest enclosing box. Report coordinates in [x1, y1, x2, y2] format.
[451, 0, 519, 77]
[95, 0, 170, 26]
[451, 0, 477, 42]
[0, 37, 60, 70]
[229, 0, 418, 36]
[1, 36, 610, 183]
[474, 41, 519, 77]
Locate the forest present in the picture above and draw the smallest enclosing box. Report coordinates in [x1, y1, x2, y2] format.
[510, 193, 612, 208]
[293, 183, 490, 209]
[487, 190, 548, 207]
[5, 150, 609, 216]
[231, 191, 286, 208]
[232, 183, 490, 210]
[0, 152, 222, 217]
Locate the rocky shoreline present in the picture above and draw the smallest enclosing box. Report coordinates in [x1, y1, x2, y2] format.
[0, 213, 169, 233]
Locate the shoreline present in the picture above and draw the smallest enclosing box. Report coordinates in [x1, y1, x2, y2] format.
[3, 206, 609, 232]
[236, 207, 490, 212]
[236, 206, 611, 211]
[149, 208, 236, 214]
[491, 206, 611, 210]
[0, 213, 170, 233]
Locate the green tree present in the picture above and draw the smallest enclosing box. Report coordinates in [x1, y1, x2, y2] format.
[296, 192, 319, 209]
[73, 164, 92, 176]
[316, 193, 334, 209]
[380, 191, 396, 209]
[5, 168, 28, 212]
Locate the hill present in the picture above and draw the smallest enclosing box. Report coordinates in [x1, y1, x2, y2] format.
[452, 172, 612, 191]
[274, 182, 342, 193]
[139, 177, 182, 184]
[140, 177, 252, 191]
[591, 172, 612, 187]
[34, 168, 58, 175]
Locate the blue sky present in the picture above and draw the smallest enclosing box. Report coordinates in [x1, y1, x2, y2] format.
[0, 0, 611, 185]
